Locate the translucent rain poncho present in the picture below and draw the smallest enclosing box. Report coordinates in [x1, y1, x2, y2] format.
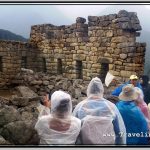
[37, 104, 50, 118]
[73, 77, 126, 145]
[87, 77, 104, 99]
[35, 90, 81, 145]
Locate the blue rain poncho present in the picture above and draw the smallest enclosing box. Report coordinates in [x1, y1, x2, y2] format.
[112, 81, 142, 97]
[73, 77, 126, 145]
[116, 101, 149, 145]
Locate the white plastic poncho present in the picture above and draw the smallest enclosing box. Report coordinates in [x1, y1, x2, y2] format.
[37, 104, 50, 118]
[73, 77, 126, 145]
[35, 90, 81, 145]
[87, 77, 104, 99]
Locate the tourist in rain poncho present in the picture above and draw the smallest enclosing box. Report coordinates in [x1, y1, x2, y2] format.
[112, 75, 142, 97]
[35, 90, 81, 145]
[134, 87, 150, 130]
[37, 94, 51, 118]
[73, 77, 126, 145]
[116, 84, 149, 145]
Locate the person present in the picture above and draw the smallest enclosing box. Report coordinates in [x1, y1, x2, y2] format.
[35, 90, 81, 145]
[73, 77, 126, 145]
[116, 84, 149, 145]
[148, 103, 150, 113]
[139, 75, 150, 105]
[134, 87, 150, 130]
[37, 93, 51, 118]
[112, 75, 142, 97]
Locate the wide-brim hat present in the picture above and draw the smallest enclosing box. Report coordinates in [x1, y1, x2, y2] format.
[130, 75, 138, 80]
[119, 84, 139, 101]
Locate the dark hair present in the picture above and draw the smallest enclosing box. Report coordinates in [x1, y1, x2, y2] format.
[140, 75, 149, 85]
[90, 82, 101, 94]
[56, 99, 70, 113]
[40, 97, 45, 105]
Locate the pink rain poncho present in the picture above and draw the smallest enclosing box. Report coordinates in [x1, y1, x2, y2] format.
[35, 90, 81, 145]
[134, 87, 150, 129]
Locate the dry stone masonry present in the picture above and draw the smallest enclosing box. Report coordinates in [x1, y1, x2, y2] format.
[0, 10, 146, 88]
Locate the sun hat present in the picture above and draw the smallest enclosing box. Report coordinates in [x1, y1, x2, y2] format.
[119, 84, 138, 101]
[130, 75, 138, 80]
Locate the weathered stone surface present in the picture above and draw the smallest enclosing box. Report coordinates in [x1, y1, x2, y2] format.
[106, 30, 113, 37]
[0, 9, 146, 89]
[114, 61, 122, 65]
[21, 68, 34, 74]
[118, 10, 129, 18]
[120, 70, 134, 77]
[16, 86, 38, 98]
[114, 49, 121, 55]
[120, 53, 127, 59]
[76, 17, 86, 23]
[30, 80, 43, 85]
[43, 81, 49, 85]
[111, 36, 128, 43]
[47, 85, 54, 90]
[0, 135, 10, 144]
[0, 106, 20, 127]
[11, 97, 30, 107]
[109, 70, 120, 76]
[0, 121, 39, 145]
[88, 16, 98, 22]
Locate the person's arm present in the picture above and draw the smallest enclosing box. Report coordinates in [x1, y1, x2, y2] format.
[38, 94, 51, 118]
[73, 100, 85, 118]
[137, 82, 143, 90]
[113, 106, 126, 144]
[35, 118, 43, 136]
[112, 84, 124, 96]
[38, 106, 50, 118]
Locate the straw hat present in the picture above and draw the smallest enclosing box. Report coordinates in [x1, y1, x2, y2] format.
[119, 84, 138, 101]
[130, 75, 138, 80]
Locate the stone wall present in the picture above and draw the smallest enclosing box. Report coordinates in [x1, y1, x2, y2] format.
[0, 40, 26, 87]
[29, 10, 146, 82]
[0, 89, 40, 145]
[0, 40, 44, 88]
[0, 10, 146, 88]
[12, 69, 88, 104]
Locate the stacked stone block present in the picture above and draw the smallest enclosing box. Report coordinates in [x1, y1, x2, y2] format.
[0, 40, 40, 87]
[29, 10, 145, 82]
[0, 10, 146, 87]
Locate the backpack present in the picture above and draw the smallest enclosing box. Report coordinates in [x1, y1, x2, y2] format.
[81, 115, 116, 144]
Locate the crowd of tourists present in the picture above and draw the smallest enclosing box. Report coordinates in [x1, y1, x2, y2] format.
[35, 74, 150, 145]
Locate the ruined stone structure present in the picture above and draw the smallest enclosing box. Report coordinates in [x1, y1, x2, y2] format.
[0, 10, 146, 87]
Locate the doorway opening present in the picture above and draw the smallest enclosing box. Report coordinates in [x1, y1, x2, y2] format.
[57, 59, 63, 74]
[21, 56, 27, 68]
[0, 56, 3, 72]
[76, 60, 83, 79]
[42, 58, 47, 73]
[99, 63, 109, 83]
